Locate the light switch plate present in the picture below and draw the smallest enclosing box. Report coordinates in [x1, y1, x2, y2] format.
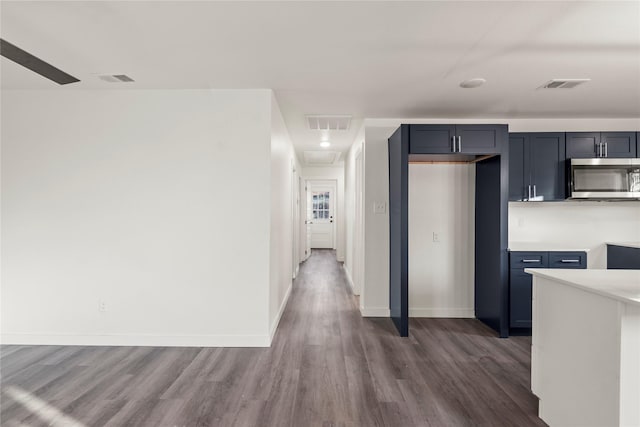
[373, 202, 386, 214]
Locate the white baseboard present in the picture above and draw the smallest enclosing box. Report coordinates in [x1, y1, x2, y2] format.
[358, 307, 474, 318]
[269, 282, 293, 343]
[343, 265, 356, 294]
[408, 308, 474, 318]
[0, 333, 271, 347]
[360, 307, 391, 317]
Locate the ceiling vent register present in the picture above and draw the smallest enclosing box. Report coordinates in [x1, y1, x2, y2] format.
[306, 115, 351, 131]
[540, 79, 590, 89]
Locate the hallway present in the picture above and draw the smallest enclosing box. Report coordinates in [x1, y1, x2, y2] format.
[1, 250, 544, 426]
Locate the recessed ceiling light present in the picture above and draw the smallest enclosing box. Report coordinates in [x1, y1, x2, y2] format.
[460, 78, 486, 89]
[320, 141, 331, 148]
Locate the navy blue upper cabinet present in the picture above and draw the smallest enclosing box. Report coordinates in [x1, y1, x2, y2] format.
[409, 125, 456, 154]
[509, 133, 566, 201]
[509, 135, 526, 201]
[409, 124, 503, 155]
[456, 125, 502, 154]
[601, 132, 636, 158]
[565, 132, 600, 158]
[566, 132, 636, 158]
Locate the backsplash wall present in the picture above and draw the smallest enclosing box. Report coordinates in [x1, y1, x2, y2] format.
[509, 201, 640, 268]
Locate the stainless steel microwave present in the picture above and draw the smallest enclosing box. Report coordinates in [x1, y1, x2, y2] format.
[569, 158, 640, 199]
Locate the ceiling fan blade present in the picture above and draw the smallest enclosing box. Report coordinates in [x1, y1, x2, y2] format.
[0, 39, 80, 85]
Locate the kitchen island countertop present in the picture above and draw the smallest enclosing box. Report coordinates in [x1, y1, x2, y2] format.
[606, 241, 640, 249]
[525, 268, 640, 306]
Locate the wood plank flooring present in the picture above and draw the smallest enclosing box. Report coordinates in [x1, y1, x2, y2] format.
[1, 249, 546, 426]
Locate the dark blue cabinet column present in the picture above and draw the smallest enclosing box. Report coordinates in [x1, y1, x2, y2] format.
[388, 125, 409, 337]
[475, 152, 510, 338]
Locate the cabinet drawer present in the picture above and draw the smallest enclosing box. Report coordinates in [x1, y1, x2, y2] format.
[548, 252, 587, 269]
[510, 252, 548, 269]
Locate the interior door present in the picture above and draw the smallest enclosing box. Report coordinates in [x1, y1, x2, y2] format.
[304, 183, 312, 260]
[309, 183, 335, 249]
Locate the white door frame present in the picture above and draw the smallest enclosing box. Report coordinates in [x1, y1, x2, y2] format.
[353, 148, 364, 295]
[300, 177, 311, 262]
[304, 179, 338, 251]
[291, 159, 300, 279]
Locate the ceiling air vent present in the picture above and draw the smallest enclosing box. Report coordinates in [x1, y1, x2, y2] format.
[306, 115, 351, 131]
[303, 150, 341, 165]
[98, 74, 135, 83]
[539, 79, 590, 89]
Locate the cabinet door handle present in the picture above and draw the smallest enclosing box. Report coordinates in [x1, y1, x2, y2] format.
[451, 135, 456, 153]
[604, 142, 608, 158]
[560, 259, 580, 263]
[533, 185, 537, 198]
[527, 185, 532, 200]
[597, 143, 601, 157]
[522, 259, 541, 263]
[457, 136, 462, 153]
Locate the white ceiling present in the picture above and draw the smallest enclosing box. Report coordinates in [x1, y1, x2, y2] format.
[2, 1, 639, 162]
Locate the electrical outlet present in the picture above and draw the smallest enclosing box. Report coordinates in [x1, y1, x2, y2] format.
[433, 232, 440, 243]
[99, 300, 107, 312]
[373, 202, 386, 214]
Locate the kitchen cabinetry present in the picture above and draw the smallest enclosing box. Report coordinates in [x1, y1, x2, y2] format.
[509, 133, 566, 201]
[607, 243, 640, 269]
[409, 124, 502, 155]
[390, 124, 509, 338]
[566, 132, 637, 158]
[509, 250, 586, 330]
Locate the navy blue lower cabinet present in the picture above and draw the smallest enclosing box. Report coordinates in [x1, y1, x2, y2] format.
[607, 244, 640, 269]
[509, 250, 586, 334]
[509, 270, 533, 328]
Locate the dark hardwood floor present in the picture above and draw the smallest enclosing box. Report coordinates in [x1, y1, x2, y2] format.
[1, 249, 545, 426]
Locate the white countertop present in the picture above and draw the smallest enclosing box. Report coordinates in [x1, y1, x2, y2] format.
[606, 241, 640, 249]
[525, 268, 640, 306]
[508, 242, 591, 252]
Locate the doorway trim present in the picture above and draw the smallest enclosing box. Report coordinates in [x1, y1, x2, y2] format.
[306, 179, 338, 250]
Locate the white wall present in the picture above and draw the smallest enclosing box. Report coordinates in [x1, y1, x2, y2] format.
[409, 164, 475, 317]
[269, 94, 300, 340]
[1, 89, 280, 347]
[302, 165, 345, 262]
[351, 118, 640, 317]
[344, 124, 365, 296]
[509, 201, 640, 268]
[359, 126, 391, 316]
